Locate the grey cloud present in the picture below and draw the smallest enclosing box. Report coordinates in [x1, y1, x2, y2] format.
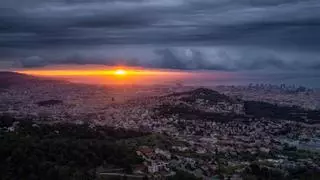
[154, 49, 186, 69]
[1, 0, 320, 71]
[19, 56, 47, 68]
[18, 54, 141, 68]
[15, 47, 320, 72]
[153, 48, 230, 70]
[61, 55, 141, 67]
[1, 0, 320, 48]
[153, 48, 294, 71]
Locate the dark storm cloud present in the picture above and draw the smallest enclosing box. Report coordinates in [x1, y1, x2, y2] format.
[1, 0, 320, 47]
[153, 48, 308, 71]
[153, 48, 230, 70]
[0, 0, 320, 70]
[15, 47, 320, 73]
[19, 56, 48, 68]
[18, 53, 142, 68]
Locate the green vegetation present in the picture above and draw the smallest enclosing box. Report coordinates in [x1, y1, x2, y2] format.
[117, 133, 174, 150]
[177, 88, 234, 104]
[244, 101, 320, 124]
[242, 163, 320, 180]
[157, 103, 242, 123]
[280, 148, 320, 162]
[0, 115, 146, 180]
[243, 163, 286, 180]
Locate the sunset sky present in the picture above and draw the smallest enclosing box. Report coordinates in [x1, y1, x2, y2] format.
[13, 65, 236, 85]
[1, 0, 320, 86]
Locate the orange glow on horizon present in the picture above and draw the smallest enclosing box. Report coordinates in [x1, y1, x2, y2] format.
[13, 65, 232, 85]
[15, 66, 189, 77]
[15, 66, 193, 85]
[114, 69, 127, 76]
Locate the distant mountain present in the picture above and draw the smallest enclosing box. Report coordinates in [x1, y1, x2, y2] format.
[0, 71, 33, 79]
[0, 72, 33, 88]
[0, 71, 57, 88]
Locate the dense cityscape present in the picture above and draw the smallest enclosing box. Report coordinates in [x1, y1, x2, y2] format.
[1, 0, 320, 179]
[0, 72, 319, 180]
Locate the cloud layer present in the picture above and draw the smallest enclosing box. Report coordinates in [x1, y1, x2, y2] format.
[0, 0, 320, 71]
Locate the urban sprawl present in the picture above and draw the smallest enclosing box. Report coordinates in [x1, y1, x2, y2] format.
[1, 74, 320, 180]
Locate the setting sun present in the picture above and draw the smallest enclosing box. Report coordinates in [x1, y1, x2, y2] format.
[114, 69, 127, 76]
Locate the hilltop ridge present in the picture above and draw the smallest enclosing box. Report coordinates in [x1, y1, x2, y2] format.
[0, 71, 61, 88]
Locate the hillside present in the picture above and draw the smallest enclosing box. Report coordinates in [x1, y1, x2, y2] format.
[0, 71, 59, 88]
[157, 88, 320, 124]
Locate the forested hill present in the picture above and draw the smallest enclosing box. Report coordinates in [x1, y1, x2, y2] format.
[0, 115, 148, 180]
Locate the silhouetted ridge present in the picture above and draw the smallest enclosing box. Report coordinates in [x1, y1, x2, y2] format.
[0, 72, 37, 88]
[190, 88, 220, 95]
[0, 71, 34, 79]
[0, 71, 60, 88]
